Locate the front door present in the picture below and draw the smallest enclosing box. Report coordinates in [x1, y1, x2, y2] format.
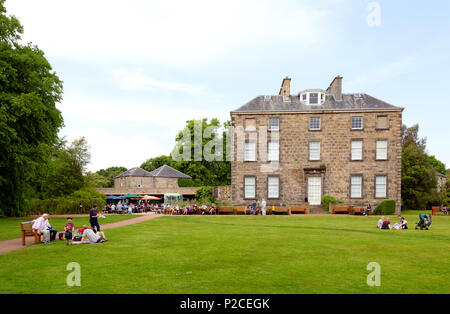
[308, 177, 322, 205]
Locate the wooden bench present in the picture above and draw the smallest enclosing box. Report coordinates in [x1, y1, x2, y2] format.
[352, 206, 370, 215]
[271, 206, 290, 215]
[235, 206, 248, 215]
[21, 222, 41, 246]
[332, 205, 350, 215]
[432, 206, 449, 216]
[290, 205, 307, 215]
[218, 206, 234, 215]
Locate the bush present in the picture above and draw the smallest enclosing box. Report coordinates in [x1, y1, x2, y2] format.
[23, 187, 106, 216]
[195, 186, 216, 204]
[321, 195, 344, 211]
[373, 200, 396, 215]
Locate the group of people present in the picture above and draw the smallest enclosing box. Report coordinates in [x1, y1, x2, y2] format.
[164, 203, 217, 215]
[244, 199, 268, 215]
[31, 204, 108, 245]
[106, 201, 163, 214]
[377, 215, 408, 230]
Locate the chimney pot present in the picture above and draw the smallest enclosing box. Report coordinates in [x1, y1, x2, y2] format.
[326, 75, 343, 101]
[279, 77, 291, 102]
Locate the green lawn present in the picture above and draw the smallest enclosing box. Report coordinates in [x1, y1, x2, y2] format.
[0, 215, 141, 242]
[0, 215, 449, 294]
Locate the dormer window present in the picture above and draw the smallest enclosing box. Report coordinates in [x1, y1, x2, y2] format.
[309, 93, 319, 104]
[299, 90, 326, 105]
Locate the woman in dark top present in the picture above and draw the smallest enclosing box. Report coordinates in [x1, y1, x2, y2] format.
[89, 204, 100, 233]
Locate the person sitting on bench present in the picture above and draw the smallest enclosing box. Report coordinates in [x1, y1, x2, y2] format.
[32, 214, 51, 243]
[364, 204, 372, 216]
[440, 204, 448, 215]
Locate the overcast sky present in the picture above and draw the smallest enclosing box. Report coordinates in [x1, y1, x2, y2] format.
[6, 0, 450, 171]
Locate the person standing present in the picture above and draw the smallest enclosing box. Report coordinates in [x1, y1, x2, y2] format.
[261, 199, 267, 216]
[89, 204, 101, 233]
[252, 201, 257, 215]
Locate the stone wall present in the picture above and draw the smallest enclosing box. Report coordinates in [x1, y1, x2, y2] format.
[231, 110, 403, 213]
[213, 185, 232, 203]
[114, 176, 179, 189]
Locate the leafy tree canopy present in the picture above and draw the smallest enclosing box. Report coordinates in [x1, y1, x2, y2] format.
[0, 0, 64, 216]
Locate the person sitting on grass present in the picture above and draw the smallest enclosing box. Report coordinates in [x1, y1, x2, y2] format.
[80, 225, 108, 244]
[209, 203, 216, 215]
[440, 204, 448, 215]
[377, 216, 384, 229]
[381, 217, 391, 230]
[64, 217, 75, 246]
[399, 216, 408, 229]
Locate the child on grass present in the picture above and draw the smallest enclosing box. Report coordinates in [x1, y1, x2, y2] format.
[64, 217, 75, 246]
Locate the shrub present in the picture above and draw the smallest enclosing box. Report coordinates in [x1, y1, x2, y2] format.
[373, 200, 396, 215]
[23, 187, 106, 216]
[195, 186, 216, 204]
[322, 195, 344, 211]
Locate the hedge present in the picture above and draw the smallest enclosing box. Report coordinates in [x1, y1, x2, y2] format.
[321, 195, 344, 211]
[373, 200, 396, 215]
[23, 187, 106, 216]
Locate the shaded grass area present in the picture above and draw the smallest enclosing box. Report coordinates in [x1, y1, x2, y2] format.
[0, 215, 141, 242]
[0, 215, 449, 294]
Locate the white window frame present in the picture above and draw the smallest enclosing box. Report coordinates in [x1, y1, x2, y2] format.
[244, 176, 256, 199]
[244, 142, 256, 161]
[268, 141, 279, 161]
[376, 140, 388, 160]
[268, 117, 279, 131]
[351, 140, 363, 161]
[351, 116, 363, 130]
[350, 175, 362, 198]
[375, 175, 387, 198]
[300, 92, 325, 105]
[309, 141, 321, 161]
[268, 176, 279, 199]
[309, 117, 321, 131]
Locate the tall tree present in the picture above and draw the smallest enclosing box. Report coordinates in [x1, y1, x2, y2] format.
[0, 1, 63, 216]
[38, 137, 90, 199]
[95, 166, 127, 187]
[428, 155, 446, 175]
[401, 124, 437, 210]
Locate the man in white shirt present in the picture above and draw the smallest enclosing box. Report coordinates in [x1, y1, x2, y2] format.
[32, 214, 50, 243]
[81, 226, 108, 244]
[261, 199, 267, 216]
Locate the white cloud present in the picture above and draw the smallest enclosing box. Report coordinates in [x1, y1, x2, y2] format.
[61, 127, 162, 171]
[7, 0, 332, 66]
[59, 93, 230, 126]
[112, 69, 204, 94]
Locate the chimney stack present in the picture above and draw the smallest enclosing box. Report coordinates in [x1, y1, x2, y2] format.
[326, 75, 343, 101]
[279, 77, 291, 102]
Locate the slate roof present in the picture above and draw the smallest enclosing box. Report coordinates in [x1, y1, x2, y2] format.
[232, 94, 403, 113]
[115, 165, 191, 179]
[436, 171, 447, 178]
[147, 165, 192, 179]
[114, 167, 154, 178]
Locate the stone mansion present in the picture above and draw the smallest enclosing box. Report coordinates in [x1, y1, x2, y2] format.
[230, 75, 403, 213]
